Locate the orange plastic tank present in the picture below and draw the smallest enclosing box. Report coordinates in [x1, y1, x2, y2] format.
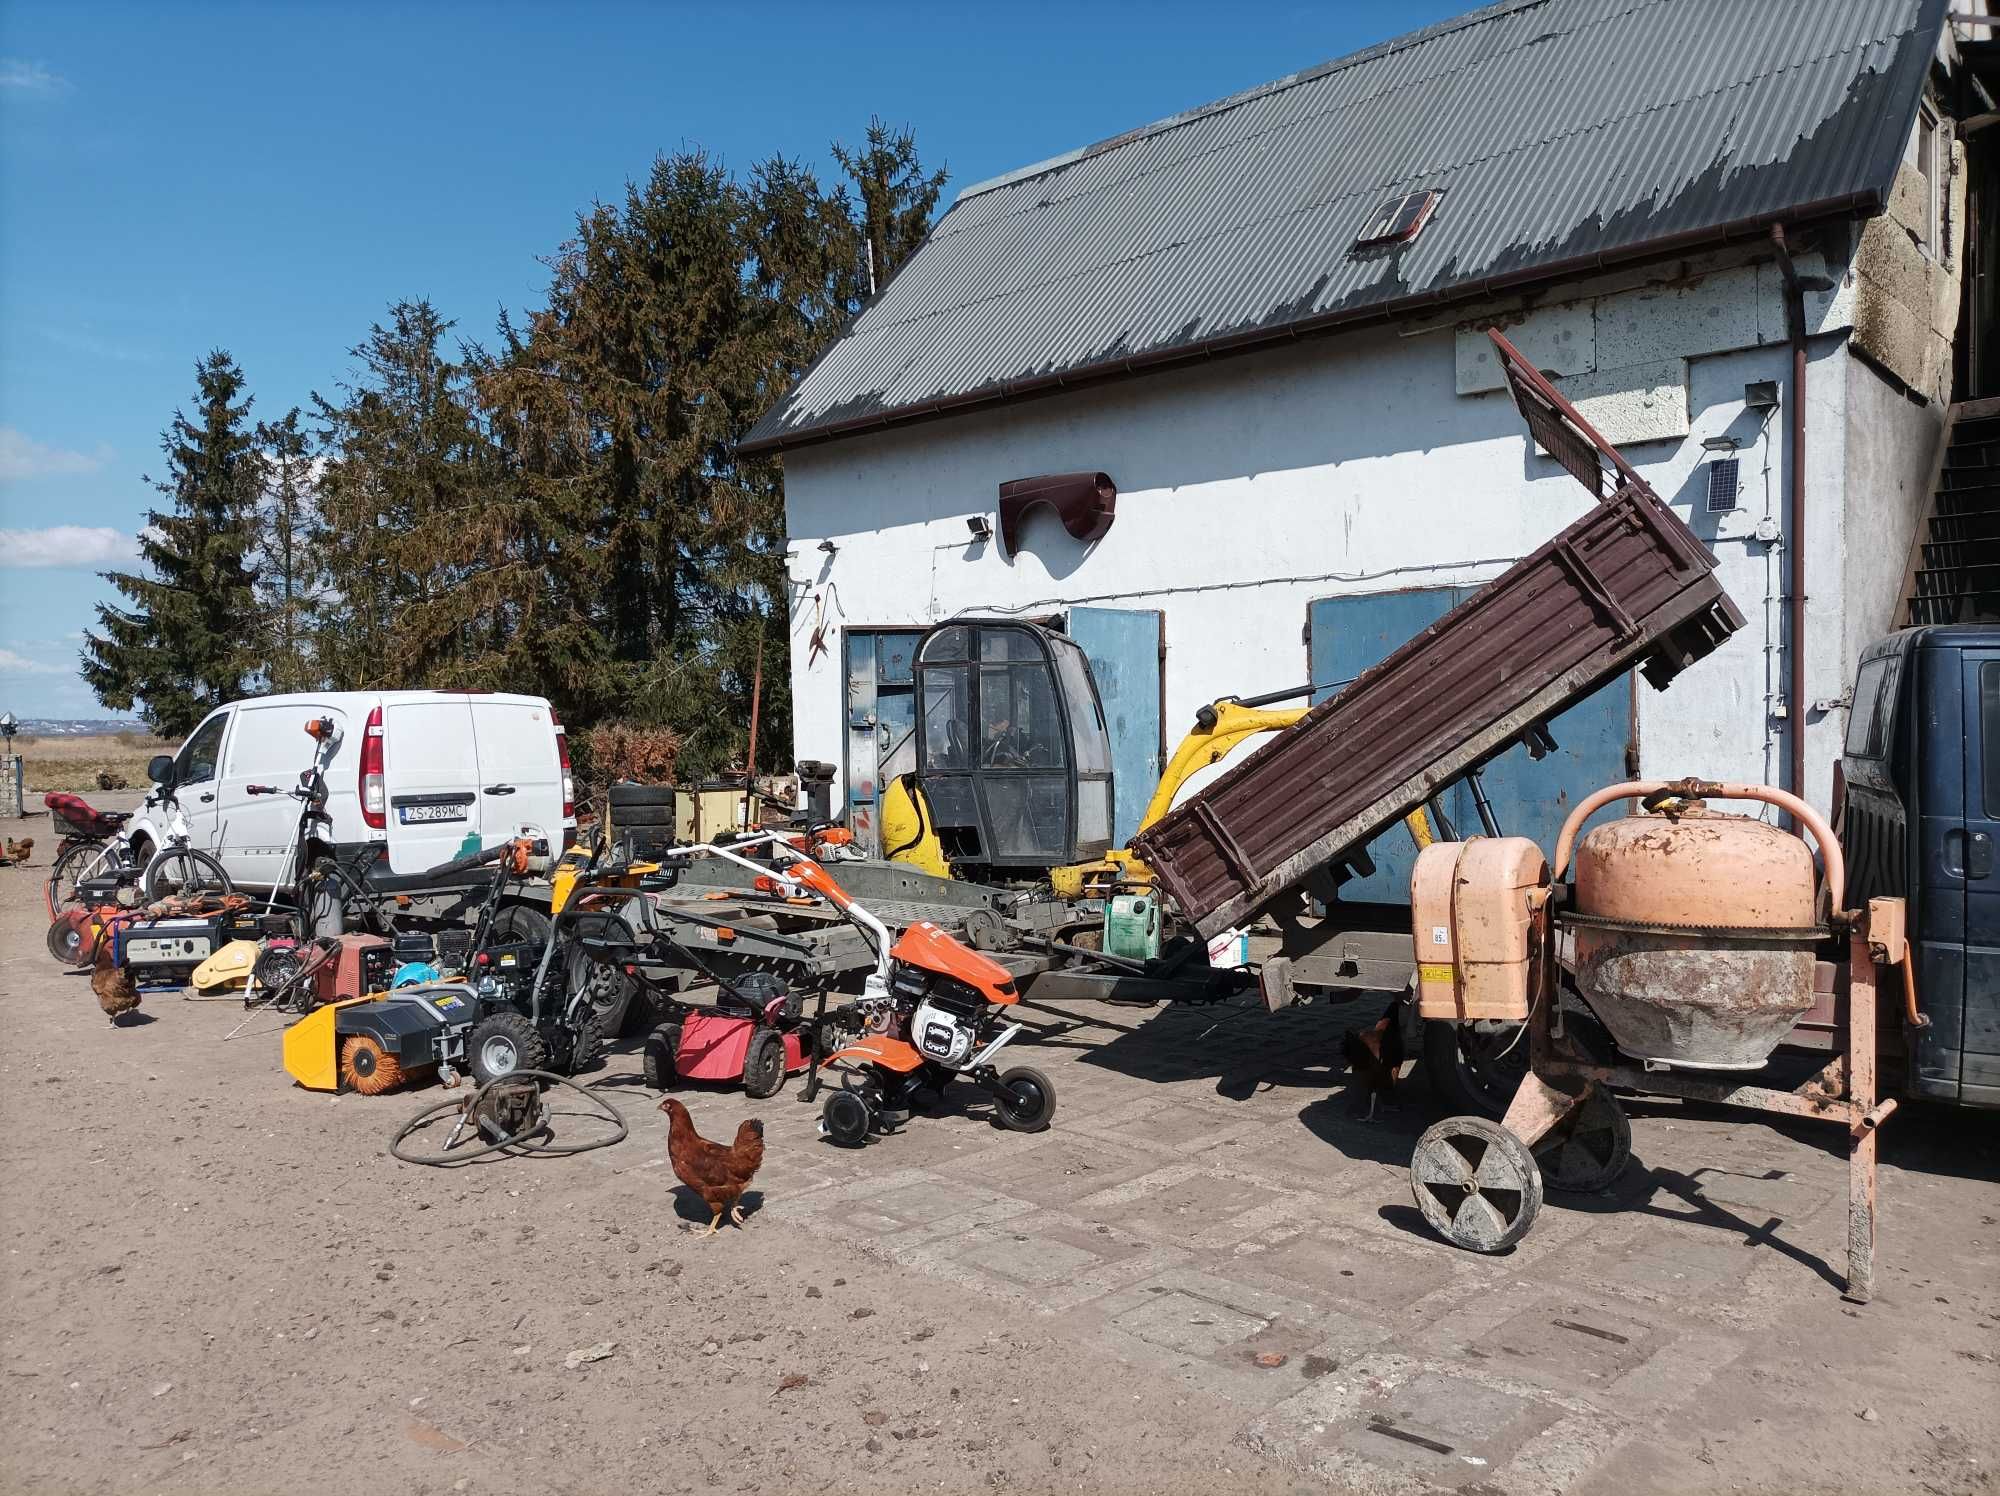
[1410, 837, 1547, 1022]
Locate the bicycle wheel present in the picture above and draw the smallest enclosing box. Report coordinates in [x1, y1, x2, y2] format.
[143, 846, 234, 902]
[46, 840, 116, 916]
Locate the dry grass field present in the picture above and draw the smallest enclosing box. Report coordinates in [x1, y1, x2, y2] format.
[15, 732, 177, 795]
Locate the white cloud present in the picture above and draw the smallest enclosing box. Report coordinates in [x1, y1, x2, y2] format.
[0, 647, 65, 675]
[0, 525, 137, 568]
[0, 427, 107, 481]
[0, 59, 71, 95]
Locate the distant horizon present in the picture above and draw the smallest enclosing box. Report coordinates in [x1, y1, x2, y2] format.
[0, 0, 1464, 718]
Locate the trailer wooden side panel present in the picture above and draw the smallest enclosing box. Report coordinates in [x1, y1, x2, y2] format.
[1130, 479, 1743, 937]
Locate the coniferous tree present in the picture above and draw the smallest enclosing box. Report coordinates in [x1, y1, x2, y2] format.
[831, 118, 947, 300]
[254, 408, 323, 692]
[83, 351, 261, 735]
[311, 301, 514, 690]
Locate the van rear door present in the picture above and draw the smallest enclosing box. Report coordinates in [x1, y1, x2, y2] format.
[1959, 651, 2000, 1105]
[380, 696, 480, 873]
[469, 696, 566, 848]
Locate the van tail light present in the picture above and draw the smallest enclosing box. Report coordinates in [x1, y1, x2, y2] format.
[361, 705, 387, 830]
[552, 708, 575, 819]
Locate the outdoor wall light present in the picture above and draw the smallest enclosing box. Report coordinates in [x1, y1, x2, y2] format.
[817, 539, 838, 556]
[966, 514, 993, 541]
[1744, 380, 1780, 412]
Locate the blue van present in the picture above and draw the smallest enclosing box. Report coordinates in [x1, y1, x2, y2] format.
[1841, 624, 2000, 1108]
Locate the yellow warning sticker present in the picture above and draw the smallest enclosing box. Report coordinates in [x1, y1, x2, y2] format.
[1417, 963, 1456, 985]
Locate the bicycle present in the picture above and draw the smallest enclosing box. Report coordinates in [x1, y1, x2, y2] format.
[46, 786, 233, 912]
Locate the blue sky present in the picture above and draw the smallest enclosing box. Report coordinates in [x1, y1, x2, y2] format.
[0, 0, 1463, 718]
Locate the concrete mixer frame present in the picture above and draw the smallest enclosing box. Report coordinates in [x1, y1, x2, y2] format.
[1410, 779, 1906, 1302]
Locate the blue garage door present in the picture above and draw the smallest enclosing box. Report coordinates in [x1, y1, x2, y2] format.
[1308, 588, 1633, 903]
[1066, 607, 1164, 848]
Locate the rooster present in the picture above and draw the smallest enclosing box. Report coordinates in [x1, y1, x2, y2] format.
[660, 1098, 764, 1236]
[1, 837, 30, 865]
[1341, 1004, 1406, 1122]
[91, 931, 141, 1025]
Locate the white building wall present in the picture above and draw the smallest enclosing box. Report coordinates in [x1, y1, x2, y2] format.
[783, 259, 1878, 819]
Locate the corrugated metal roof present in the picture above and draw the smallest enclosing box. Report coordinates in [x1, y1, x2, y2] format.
[744, 0, 1946, 454]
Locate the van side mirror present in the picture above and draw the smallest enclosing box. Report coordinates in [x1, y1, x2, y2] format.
[147, 754, 176, 786]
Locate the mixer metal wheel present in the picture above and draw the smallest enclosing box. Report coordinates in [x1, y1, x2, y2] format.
[1410, 1116, 1544, 1253]
[1533, 1085, 1631, 1194]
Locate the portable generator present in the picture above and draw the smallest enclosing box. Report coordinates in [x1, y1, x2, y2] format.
[114, 916, 220, 985]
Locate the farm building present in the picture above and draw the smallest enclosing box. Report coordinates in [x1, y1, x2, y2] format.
[746, 0, 1997, 888]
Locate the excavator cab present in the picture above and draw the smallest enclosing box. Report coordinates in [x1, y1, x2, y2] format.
[885, 619, 1113, 879]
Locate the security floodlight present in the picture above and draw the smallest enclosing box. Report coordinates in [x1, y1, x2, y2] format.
[967, 514, 993, 541]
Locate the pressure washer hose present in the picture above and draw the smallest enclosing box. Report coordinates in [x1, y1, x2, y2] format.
[388, 1070, 628, 1166]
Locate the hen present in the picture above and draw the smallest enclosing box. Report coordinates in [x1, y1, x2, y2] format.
[660, 1098, 764, 1236]
[1341, 1005, 1405, 1121]
[2, 837, 31, 865]
[91, 931, 142, 1025]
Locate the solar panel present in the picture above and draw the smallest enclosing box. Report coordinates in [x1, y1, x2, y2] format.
[1705, 457, 1740, 512]
[1353, 190, 1440, 249]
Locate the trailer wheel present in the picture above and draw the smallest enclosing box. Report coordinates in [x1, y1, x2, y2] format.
[1533, 1085, 1631, 1193]
[994, 1066, 1056, 1133]
[742, 1028, 787, 1099]
[469, 1011, 547, 1085]
[339, 1034, 407, 1096]
[643, 1022, 681, 1090]
[1410, 1116, 1542, 1253]
[1422, 1018, 1530, 1119]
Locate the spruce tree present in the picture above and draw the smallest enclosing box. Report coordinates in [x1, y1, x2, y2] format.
[311, 301, 514, 690]
[83, 351, 261, 736]
[254, 408, 322, 692]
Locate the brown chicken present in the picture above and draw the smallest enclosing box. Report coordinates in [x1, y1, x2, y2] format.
[1341, 1005, 1406, 1121]
[91, 932, 141, 1025]
[2, 837, 31, 865]
[660, 1098, 764, 1236]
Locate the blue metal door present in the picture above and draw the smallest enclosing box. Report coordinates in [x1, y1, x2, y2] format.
[1066, 607, 1163, 847]
[1307, 588, 1633, 904]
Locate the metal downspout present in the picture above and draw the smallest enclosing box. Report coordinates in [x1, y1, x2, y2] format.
[1771, 225, 1810, 828]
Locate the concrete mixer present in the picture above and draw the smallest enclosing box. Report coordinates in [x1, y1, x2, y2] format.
[1405, 778, 1909, 1301]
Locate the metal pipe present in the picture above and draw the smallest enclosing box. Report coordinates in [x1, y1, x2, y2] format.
[1550, 777, 1845, 912]
[1771, 225, 1811, 826]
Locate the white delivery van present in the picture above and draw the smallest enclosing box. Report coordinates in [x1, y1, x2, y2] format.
[130, 690, 574, 894]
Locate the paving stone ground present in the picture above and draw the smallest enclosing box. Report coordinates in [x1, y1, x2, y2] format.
[1, 854, 1996, 1494]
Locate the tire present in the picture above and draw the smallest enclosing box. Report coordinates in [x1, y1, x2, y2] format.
[488, 902, 551, 945]
[339, 1034, 407, 1096]
[821, 1085, 876, 1147]
[609, 783, 676, 807]
[564, 1012, 606, 1075]
[1533, 1087, 1632, 1194]
[565, 943, 633, 1036]
[142, 846, 234, 902]
[642, 1022, 682, 1091]
[47, 840, 115, 916]
[468, 1011, 547, 1085]
[1410, 1116, 1544, 1253]
[994, 1065, 1057, 1132]
[742, 1028, 788, 1099]
[1423, 1019, 1531, 1120]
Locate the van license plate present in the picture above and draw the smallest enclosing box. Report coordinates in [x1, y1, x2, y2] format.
[398, 803, 468, 824]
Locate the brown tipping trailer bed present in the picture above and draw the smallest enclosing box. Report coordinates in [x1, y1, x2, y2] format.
[1131, 330, 1746, 939]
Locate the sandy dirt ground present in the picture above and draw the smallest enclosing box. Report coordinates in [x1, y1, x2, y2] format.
[15, 736, 175, 796]
[0, 841, 1996, 1496]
